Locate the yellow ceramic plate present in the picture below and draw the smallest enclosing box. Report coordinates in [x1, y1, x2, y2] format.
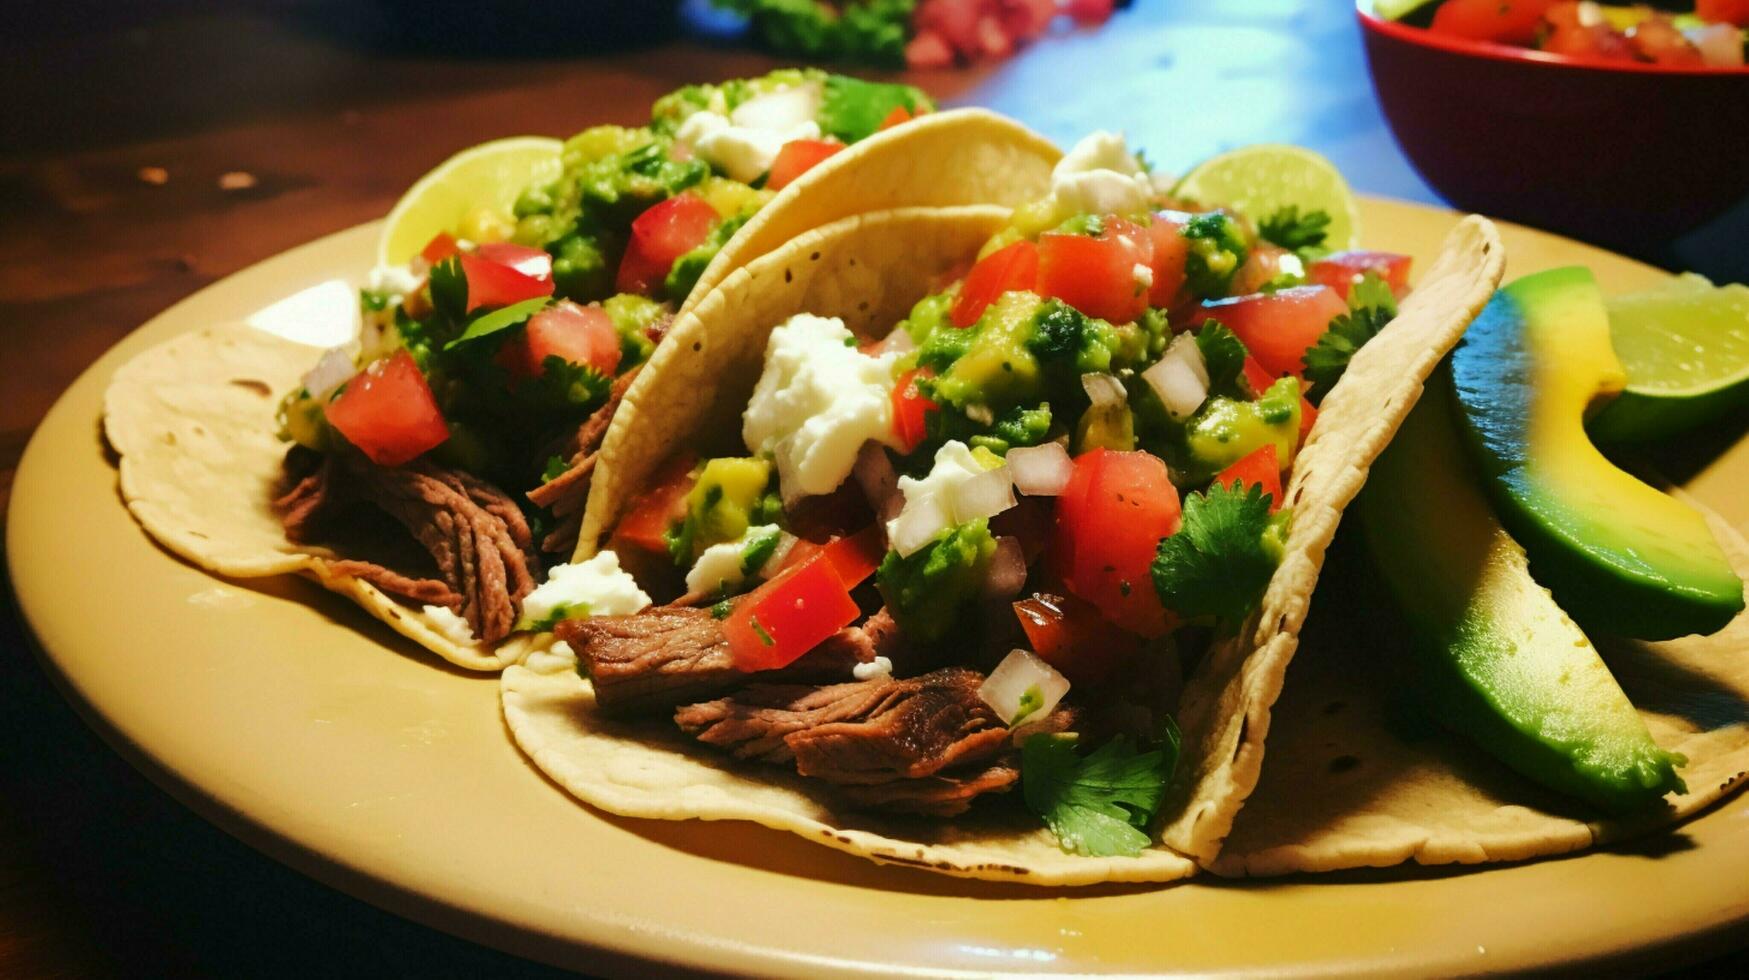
[11, 200, 1749, 977]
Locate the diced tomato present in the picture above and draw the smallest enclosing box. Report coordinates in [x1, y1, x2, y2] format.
[767, 139, 845, 191]
[324, 350, 450, 467]
[1307, 251, 1412, 301]
[1699, 0, 1749, 27]
[475, 241, 553, 282]
[803, 525, 886, 590]
[1541, 21, 1636, 61]
[1299, 394, 1319, 444]
[879, 105, 915, 131]
[891, 367, 939, 453]
[1430, 0, 1555, 45]
[1229, 242, 1295, 297]
[612, 452, 698, 555]
[724, 554, 861, 671]
[905, 28, 956, 69]
[459, 251, 553, 312]
[615, 192, 719, 296]
[998, 0, 1056, 39]
[500, 301, 621, 379]
[1195, 285, 1348, 380]
[950, 240, 1038, 328]
[1146, 211, 1191, 307]
[1050, 449, 1181, 638]
[1241, 356, 1277, 399]
[1214, 444, 1282, 512]
[1629, 17, 1703, 66]
[1037, 217, 1153, 325]
[420, 232, 460, 265]
[1013, 591, 1141, 686]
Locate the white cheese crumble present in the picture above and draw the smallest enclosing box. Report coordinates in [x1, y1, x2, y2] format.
[421, 605, 477, 647]
[1046, 131, 1155, 224]
[518, 550, 650, 630]
[685, 524, 780, 596]
[1132, 262, 1155, 289]
[675, 82, 824, 184]
[853, 656, 894, 681]
[743, 314, 901, 501]
[367, 263, 425, 297]
[896, 440, 988, 511]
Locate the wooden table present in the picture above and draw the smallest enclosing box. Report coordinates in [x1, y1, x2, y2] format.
[0, 1, 1739, 975]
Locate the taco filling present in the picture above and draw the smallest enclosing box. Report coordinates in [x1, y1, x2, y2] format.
[556, 133, 1417, 853]
[269, 71, 932, 646]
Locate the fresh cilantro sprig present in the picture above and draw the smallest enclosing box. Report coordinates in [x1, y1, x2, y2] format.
[1193, 320, 1248, 399]
[1301, 272, 1399, 402]
[1258, 205, 1331, 252]
[1150, 481, 1281, 631]
[1022, 725, 1182, 858]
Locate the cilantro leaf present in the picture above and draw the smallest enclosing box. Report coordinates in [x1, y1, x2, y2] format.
[427, 256, 469, 321]
[542, 454, 570, 482]
[1022, 732, 1179, 858]
[1193, 320, 1248, 399]
[819, 73, 930, 141]
[1150, 481, 1281, 630]
[1258, 206, 1330, 252]
[445, 297, 551, 349]
[1301, 272, 1398, 402]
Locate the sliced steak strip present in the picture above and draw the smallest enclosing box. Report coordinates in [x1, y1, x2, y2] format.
[560, 605, 872, 717]
[835, 762, 1020, 817]
[274, 449, 539, 644]
[528, 364, 644, 554]
[675, 668, 1010, 784]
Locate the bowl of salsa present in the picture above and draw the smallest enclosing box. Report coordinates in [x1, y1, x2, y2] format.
[1358, 1, 1749, 252]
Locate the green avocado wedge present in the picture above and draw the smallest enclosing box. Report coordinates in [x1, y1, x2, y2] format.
[1359, 365, 1685, 814]
[1450, 267, 1745, 641]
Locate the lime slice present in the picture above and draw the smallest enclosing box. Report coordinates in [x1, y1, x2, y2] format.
[1173, 144, 1361, 251]
[1587, 274, 1749, 443]
[377, 136, 564, 268]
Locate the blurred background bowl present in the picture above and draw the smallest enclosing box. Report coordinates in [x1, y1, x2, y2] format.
[1357, 0, 1749, 258]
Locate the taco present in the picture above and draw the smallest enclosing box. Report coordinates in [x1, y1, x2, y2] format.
[498, 128, 1513, 883]
[102, 72, 1061, 671]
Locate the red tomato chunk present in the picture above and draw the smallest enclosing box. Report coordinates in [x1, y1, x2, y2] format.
[1051, 448, 1180, 638]
[324, 350, 450, 467]
[615, 192, 719, 296]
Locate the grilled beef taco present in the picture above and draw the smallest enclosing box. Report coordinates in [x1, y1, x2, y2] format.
[498, 128, 1525, 882]
[102, 73, 1061, 672]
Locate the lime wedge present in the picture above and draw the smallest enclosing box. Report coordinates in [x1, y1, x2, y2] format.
[377, 136, 564, 268]
[1173, 144, 1361, 251]
[1587, 273, 1749, 443]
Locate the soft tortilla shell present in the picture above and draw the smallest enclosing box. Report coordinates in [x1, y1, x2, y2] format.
[1214, 502, 1749, 877]
[1160, 216, 1509, 863]
[680, 108, 1060, 319]
[501, 664, 1195, 885]
[102, 324, 522, 671]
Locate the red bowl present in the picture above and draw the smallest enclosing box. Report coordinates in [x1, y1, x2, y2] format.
[1357, 1, 1749, 252]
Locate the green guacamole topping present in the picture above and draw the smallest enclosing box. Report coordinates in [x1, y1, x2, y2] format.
[875, 519, 998, 643]
[666, 457, 774, 563]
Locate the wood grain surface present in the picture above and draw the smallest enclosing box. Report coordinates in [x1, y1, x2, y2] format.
[0, 1, 1739, 976]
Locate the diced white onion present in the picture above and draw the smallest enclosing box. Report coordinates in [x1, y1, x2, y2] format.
[301, 342, 360, 401]
[888, 492, 952, 558]
[872, 329, 916, 356]
[1143, 333, 1210, 421]
[1081, 372, 1127, 411]
[729, 81, 823, 131]
[1006, 443, 1074, 496]
[759, 531, 800, 579]
[853, 442, 903, 525]
[981, 536, 1028, 600]
[979, 648, 1071, 727]
[853, 656, 894, 681]
[948, 464, 1016, 524]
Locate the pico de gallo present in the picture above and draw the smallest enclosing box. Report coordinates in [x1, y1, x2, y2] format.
[271, 70, 932, 647]
[589, 132, 1411, 854]
[1390, 1, 1748, 67]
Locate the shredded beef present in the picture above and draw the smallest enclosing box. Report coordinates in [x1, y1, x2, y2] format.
[528, 363, 644, 554]
[560, 605, 873, 717]
[675, 668, 1009, 783]
[836, 762, 1020, 817]
[273, 448, 539, 644]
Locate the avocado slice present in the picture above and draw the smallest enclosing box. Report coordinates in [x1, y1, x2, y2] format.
[1449, 267, 1744, 640]
[1359, 364, 1684, 814]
